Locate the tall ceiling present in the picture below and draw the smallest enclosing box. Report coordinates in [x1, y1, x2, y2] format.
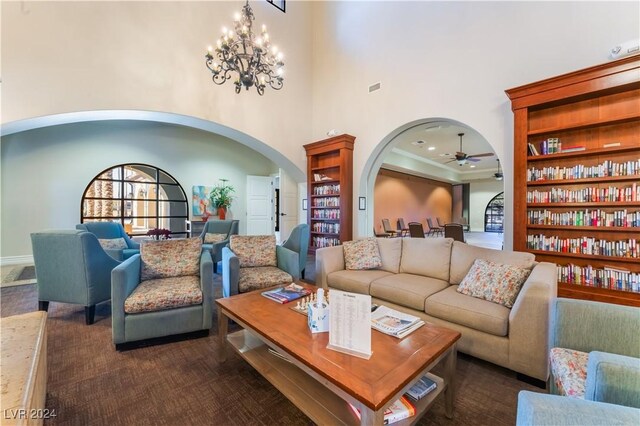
[392, 122, 499, 174]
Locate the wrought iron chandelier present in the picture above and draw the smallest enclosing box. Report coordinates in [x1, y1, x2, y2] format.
[205, 0, 284, 95]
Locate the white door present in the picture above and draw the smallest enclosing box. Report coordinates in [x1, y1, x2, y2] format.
[246, 175, 274, 235]
[278, 168, 298, 240]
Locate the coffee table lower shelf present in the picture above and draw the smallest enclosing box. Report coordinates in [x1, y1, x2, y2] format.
[226, 329, 446, 426]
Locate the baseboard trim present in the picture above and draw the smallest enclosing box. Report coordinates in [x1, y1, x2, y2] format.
[1, 255, 34, 267]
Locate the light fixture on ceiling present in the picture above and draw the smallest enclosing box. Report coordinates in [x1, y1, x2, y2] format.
[494, 159, 504, 181]
[205, 0, 284, 95]
[427, 146, 436, 151]
[446, 133, 494, 166]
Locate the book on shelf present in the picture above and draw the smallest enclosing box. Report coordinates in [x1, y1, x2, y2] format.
[371, 306, 425, 338]
[559, 145, 586, 153]
[261, 283, 312, 304]
[313, 173, 334, 182]
[348, 396, 416, 425]
[527, 143, 539, 156]
[405, 375, 437, 401]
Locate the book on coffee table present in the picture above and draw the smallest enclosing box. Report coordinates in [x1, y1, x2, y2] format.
[371, 306, 425, 338]
[405, 375, 437, 401]
[348, 395, 416, 424]
[261, 283, 311, 304]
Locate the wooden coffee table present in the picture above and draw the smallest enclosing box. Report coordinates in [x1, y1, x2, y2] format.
[216, 284, 460, 425]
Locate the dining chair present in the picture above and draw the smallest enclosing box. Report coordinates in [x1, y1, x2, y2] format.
[397, 218, 410, 237]
[381, 219, 398, 237]
[408, 222, 426, 238]
[444, 223, 465, 242]
[426, 218, 443, 237]
[436, 217, 446, 228]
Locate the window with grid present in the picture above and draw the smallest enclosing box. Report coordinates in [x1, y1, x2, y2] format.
[81, 164, 188, 237]
[484, 192, 504, 233]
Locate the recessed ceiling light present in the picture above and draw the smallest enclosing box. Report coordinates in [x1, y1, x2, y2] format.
[411, 140, 426, 146]
[427, 146, 436, 151]
[470, 165, 476, 168]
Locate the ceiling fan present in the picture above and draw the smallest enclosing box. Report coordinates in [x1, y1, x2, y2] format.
[445, 133, 495, 166]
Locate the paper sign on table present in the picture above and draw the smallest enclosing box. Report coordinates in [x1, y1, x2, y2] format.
[326, 289, 372, 359]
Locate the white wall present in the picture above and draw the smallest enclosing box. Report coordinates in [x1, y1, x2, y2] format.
[1, 0, 313, 172]
[468, 179, 505, 233]
[310, 1, 639, 248]
[0, 121, 278, 258]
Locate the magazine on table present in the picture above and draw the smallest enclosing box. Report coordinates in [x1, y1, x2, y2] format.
[371, 306, 425, 338]
[348, 395, 416, 424]
[261, 283, 311, 304]
[405, 375, 437, 401]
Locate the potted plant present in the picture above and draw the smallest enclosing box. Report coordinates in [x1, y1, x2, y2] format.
[209, 179, 235, 220]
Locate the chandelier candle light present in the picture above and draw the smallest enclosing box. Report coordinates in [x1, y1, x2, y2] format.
[205, 0, 284, 95]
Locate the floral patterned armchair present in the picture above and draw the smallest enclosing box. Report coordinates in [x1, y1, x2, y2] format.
[221, 235, 299, 298]
[111, 237, 214, 349]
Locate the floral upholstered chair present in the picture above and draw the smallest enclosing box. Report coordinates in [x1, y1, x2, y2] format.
[221, 235, 299, 297]
[548, 298, 640, 408]
[111, 237, 214, 349]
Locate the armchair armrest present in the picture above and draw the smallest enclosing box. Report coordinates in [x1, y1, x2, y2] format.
[111, 254, 141, 344]
[222, 247, 239, 298]
[276, 245, 299, 281]
[200, 251, 214, 329]
[210, 239, 229, 263]
[551, 298, 640, 357]
[585, 351, 640, 408]
[516, 391, 640, 426]
[315, 245, 345, 289]
[508, 261, 557, 381]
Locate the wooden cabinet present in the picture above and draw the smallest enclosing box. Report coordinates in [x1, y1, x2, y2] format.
[303, 134, 355, 253]
[506, 55, 640, 307]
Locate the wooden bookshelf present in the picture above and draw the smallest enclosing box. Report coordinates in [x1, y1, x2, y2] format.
[303, 134, 354, 253]
[506, 55, 640, 306]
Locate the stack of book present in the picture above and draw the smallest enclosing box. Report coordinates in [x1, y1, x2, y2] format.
[371, 306, 425, 338]
[261, 283, 311, 304]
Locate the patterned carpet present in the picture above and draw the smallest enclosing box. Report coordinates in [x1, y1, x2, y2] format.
[1, 265, 37, 287]
[1, 266, 542, 425]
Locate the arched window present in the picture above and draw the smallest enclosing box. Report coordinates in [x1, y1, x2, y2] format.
[484, 192, 504, 233]
[81, 164, 188, 237]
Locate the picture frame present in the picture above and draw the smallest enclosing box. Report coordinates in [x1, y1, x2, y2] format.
[302, 198, 308, 210]
[359, 197, 366, 210]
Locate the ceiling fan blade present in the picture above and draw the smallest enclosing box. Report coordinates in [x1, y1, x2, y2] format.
[444, 159, 457, 164]
[467, 153, 495, 158]
[467, 157, 482, 162]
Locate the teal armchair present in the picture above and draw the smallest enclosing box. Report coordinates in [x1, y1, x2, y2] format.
[198, 219, 239, 273]
[76, 222, 140, 261]
[548, 298, 640, 408]
[111, 237, 214, 350]
[222, 235, 299, 298]
[31, 230, 120, 324]
[281, 224, 310, 279]
[516, 391, 640, 426]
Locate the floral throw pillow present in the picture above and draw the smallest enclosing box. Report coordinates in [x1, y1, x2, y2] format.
[229, 235, 277, 268]
[98, 237, 127, 250]
[343, 238, 382, 270]
[457, 259, 531, 308]
[141, 237, 202, 281]
[204, 233, 227, 244]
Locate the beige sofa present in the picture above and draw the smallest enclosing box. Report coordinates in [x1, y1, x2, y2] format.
[316, 237, 557, 381]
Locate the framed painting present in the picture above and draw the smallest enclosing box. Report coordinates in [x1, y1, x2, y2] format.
[192, 186, 215, 217]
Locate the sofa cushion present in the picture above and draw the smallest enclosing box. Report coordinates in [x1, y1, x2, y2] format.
[457, 259, 531, 308]
[327, 270, 393, 295]
[550, 347, 588, 399]
[425, 285, 511, 336]
[204, 232, 226, 243]
[343, 238, 382, 270]
[376, 237, 402, 273]
[238, 266, 292, 293]
[124, 275, 202, 314]
[230, 235, 277, 267]
[370, 273, 449, 311]
[400, 238, 453, 281]
[98, 237, 127, 250]
[449, 241, 536, 285]
[141, 237, 201, 281]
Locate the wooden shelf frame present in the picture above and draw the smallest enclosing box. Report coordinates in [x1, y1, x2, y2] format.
[304, 135, 355, 252]
[506, 54, 640, 306]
